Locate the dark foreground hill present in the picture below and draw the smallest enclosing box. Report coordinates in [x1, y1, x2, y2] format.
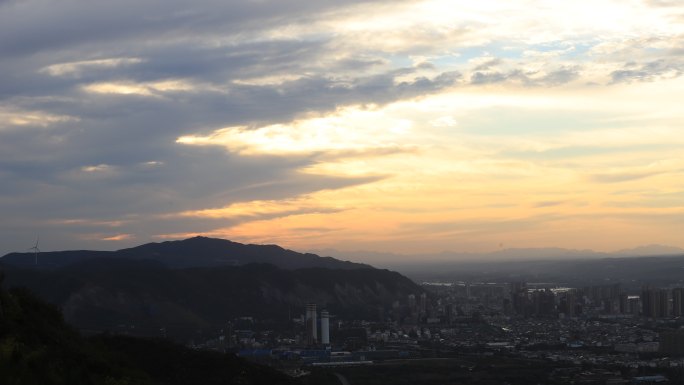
[1, 236, 370, 270]
[2, 259, 422, 340]
[0, 273, 299, 385]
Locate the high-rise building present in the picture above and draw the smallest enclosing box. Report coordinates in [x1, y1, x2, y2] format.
[320, 310, 330, 345]
[510, 282, 529, 317]
[658, 289, 670, 318]
[419, 293, 427, 314]
[642, 286, 657, 318]
[619, 294, 629, 314]
[408, 294, 416, 310]
[641, 286, 671, 318]
[305, 303, 317, 345]
[564, 290, 577, 317]
[673, 288, 684, 317]
[532, 289, 555, 317]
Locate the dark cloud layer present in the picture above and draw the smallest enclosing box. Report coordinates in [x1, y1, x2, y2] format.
[0, 0, 459, 253]
[6, 0, 679, 254]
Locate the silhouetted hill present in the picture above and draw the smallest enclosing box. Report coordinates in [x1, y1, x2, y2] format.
[1, 260, 422, 340]
[0, 272, 299, 385]
[1, 236, 370, 270]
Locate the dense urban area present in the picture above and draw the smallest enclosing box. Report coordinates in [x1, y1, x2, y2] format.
[211, 282, 684, 384]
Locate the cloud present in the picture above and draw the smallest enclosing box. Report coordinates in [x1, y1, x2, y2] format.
[2, 0, 684, 255]
[41, 58, 145, 77]
[0, 0, 400, 58]
[174, 196, 349, 221]
[473, 58, 502, 72]
[397, 214, 562, 237]
[470, 66, 581, 87]
[587, 161, 684, 183]
[643, 0, 681, 7]
[100, 234, 134, 242]
[610, 59, 683, 83]
[589, 171, 660, 183]
[534, 201, 565, 208]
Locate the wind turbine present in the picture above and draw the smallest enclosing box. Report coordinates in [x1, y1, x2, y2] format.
[28, 236, 40, 265]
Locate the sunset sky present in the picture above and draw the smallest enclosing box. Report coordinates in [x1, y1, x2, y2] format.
[2, 0, 684, 258]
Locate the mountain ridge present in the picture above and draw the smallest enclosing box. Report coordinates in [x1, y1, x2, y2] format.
[1, 236, 371, 270]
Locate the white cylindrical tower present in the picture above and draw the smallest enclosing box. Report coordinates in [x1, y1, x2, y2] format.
[320, 310, 330, 345]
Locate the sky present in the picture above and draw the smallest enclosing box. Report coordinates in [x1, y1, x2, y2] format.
[1, 0, 684, 258]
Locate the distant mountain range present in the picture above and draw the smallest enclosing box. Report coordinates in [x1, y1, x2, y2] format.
[614, 244, 684, 257]
[315, 244, 684, 267]
[394, 254, 684, 290]
[314, 244, 684, 288]
[1, 236, 371, 270]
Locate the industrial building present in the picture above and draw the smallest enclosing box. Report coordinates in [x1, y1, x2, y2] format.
[305, 303, 331, 347]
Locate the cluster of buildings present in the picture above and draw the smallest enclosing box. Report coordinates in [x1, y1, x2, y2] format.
[432, 281, 684, 321]
[506, 282, 630, 318]
[641, 287, 684, 318]
[187, 280, 684, 383]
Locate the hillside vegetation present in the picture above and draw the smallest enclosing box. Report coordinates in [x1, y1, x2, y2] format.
[0, 271, 300, 385]
[2, 260, 422, 340]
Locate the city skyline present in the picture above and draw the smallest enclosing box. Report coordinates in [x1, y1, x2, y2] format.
[2, 0, 684, 258]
